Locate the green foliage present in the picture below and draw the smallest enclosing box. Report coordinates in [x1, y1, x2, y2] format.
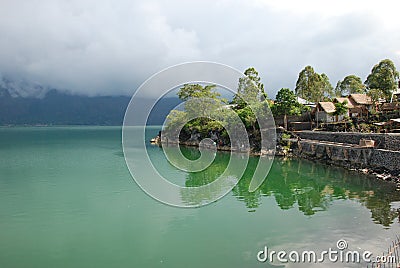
[271, 88, 308, 116]
[365, 59, 399, 101]
[276, 88, 296, 103]
[335, 75, 366, 96]
[176, 84, 227, 127]
[358, 123, 371, 132]
[281, 133, 291, 139]
[237, 106, 256, 129]
[295, 66, 333, 102]
[228, 67, 272, 134]
[295, 66, 317, 100]
[244, 67, 268, 100]
[165, 69, 271, 150]
[165, 84, 222, 136]
[232, 67, 267, 107]
[367, 88, 386, 105]
[280, 132, 292, 151]
[331, 101, 348, 117]
[177, 84, 221, 101]
[165, 110, 187, 133]
[320, 73, 334, 98]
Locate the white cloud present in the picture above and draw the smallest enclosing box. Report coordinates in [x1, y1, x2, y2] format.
[253, 0, 398, 22]
[0, 0, 399, 97]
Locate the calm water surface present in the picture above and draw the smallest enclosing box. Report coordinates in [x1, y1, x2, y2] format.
[0, 126, 399, 268]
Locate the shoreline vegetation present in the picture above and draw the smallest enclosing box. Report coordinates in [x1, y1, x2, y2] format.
[152, 61, 400, 188]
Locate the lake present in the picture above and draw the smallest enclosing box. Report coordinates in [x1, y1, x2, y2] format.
[1, 126, 399, 267]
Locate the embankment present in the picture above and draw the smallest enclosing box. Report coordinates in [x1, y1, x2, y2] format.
[294, 131, 400, 151]
[292, 131, 400, 182]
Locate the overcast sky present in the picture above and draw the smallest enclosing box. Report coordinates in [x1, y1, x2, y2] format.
[0, 0, 399, 98]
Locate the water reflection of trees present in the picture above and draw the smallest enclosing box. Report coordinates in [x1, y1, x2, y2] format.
[179, 146, 400, 226]
[233, 157, 400, 227]
[183, 149, 230, 187]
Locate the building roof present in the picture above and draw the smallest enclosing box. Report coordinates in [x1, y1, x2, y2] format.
[334, 97, 347, 103]
[381, 102, 400, 111]
[349, 94, 372, 105]
[391, 88, 400, 102]
[392, 88, 400, 95]
[297, 96, 314, 105]
[334, 97, 355, 108]
[317, 102, 336, 113]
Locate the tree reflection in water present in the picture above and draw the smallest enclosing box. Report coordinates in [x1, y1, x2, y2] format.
[178, 146, 400, 227]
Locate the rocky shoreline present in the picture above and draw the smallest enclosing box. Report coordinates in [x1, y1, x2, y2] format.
[291, 149, 400, 189]
[285, 131, 400, 190]
[151, 130, 400, 189]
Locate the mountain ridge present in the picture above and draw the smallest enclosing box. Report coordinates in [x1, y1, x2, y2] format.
[0, 86, 180, 126]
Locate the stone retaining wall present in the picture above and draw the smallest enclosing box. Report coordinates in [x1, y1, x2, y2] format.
[295, 140, 400, 172]
[294, 131, 400, 151]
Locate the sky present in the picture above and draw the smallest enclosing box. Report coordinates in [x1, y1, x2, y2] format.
[0, 0, 399, 98]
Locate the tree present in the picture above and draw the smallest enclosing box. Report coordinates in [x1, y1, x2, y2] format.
[174, 84, 226, 133]
[232, 67, 267, 107]
[165, 109, 188, 136]
[295, 66, 333, 102]
[244, 67, 268, 100]
[271, 88, 307, 116]
[177, 84, 225, 117]
[367, 88, 385, 110]
[365, 59, 399, 101]
[320, 73, 334, 99]
[295, 66, 317, 101]
[335, 75, 366, 97]
[178, 84, 221, 101]
[330, 101, 348, 122]
[237, 106, 257, 130]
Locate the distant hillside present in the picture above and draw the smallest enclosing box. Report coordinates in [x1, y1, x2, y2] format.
[0, 88, 181, 126]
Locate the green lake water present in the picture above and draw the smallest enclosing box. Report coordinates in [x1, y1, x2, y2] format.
[1, 126, 400, 268]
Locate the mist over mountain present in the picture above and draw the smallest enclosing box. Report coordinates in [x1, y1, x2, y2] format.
[0, 78, 181, 126]
[0, 76, 50, 98]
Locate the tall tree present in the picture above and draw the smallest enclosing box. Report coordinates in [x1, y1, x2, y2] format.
[244, 67, 268, 100]
[177, 83, 224, 122]
[295, 66, 332, 102]
[335, 75, 366, 96]
[367, 88, 385, 109]
[320, 73, 334, 99]
[232, 67, 267, 107]
[177, 84, 220, 101]
[271, 88, 307, 116]
[365, 59, 399, 101]
[295, 66, 316, 101]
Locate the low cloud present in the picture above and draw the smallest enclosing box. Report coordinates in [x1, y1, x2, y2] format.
[0, 0, 399, 98]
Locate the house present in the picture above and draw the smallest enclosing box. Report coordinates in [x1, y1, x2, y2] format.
[333, 96, 369, 118]
[348, 94, 373, 112]
[335, 94, 373, 118]
[381, 102, 400, 113]
[333, 97, 348, 104]
[391, 87, 400, 103]
[297, 97, 315, 109]
[388, 118, 400, 132]
[313, 102, 337, 122]
[374, 118, 400, 133]
[333, 97, 352, 116]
